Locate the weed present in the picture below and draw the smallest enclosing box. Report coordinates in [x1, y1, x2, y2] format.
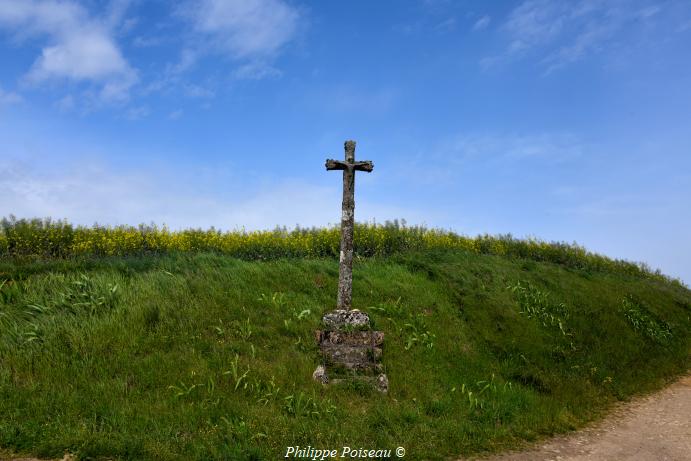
[0, 278, 21, 304]
[223, 354, 250, 391]
[282, 392, 336, 419]
[452, 375, 514, 411]
[257, 291, 287, 309]
[402, 313, 436, 350]
[370, 297, 404, 317]
[372, 299, 436, 350]
[21, 321, 42, 344]
[508, 281, 570, 336]
[621, 295, 673, 345]
[257, 291, 311, 333]
[250, 376, 281, 406]
[233, 317, 253, 341]
[168, 381, 201, 399]
[220, 416, 251, 442]
[25, 274, 120, 317]
[294, 308, 311, 320]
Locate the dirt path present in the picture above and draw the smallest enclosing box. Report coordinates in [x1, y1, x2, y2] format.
[472, 374, 691, 461]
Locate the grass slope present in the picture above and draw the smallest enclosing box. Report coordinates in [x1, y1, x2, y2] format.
[0, 250, 689, 460]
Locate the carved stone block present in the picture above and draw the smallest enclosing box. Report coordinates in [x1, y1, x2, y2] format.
[315, 330, 384, 347]
[314, 309, 388, 392]
[322, 309, 370, 329]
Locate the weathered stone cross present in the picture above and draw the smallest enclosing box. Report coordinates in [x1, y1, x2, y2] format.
[325, 140, 374, 311]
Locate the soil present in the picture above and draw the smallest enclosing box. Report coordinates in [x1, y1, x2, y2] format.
[470, 374, 691, 461]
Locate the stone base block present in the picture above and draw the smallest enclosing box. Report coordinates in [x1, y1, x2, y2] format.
[321, 344, 382, 368]
[315, 330, 384, 347]
[322, 309, 370, 329]
[314, 309, 387, 392]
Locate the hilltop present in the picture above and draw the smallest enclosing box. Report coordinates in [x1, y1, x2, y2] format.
[0, 219, 689, 460]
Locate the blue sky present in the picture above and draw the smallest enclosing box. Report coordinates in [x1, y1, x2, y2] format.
[0, 0, 690, 283]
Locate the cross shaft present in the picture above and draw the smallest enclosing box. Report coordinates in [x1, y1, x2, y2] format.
[325, 140, 374, 310]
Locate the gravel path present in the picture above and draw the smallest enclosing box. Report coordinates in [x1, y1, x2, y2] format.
[473, 374, 691, 461]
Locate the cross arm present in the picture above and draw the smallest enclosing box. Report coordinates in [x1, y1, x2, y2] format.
[325, 159, 374, 172]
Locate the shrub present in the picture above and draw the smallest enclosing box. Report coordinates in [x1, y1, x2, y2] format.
[0, 215, 682, 287]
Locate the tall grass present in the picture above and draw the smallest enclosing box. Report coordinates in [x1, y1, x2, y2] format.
[0, 216, 681, 286]
[0, 251, 689, 460]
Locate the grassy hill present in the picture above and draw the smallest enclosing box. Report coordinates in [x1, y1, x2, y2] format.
[0, 220, 689, 460]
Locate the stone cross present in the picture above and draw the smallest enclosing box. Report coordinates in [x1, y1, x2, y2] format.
[325, 140, 374, 310]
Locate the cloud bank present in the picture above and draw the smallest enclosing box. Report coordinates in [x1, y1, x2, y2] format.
[0, 157, 422, 231]
[483, 0, 666, 73]
[0, 0, 137, 102]
[187, 0, 300, 59]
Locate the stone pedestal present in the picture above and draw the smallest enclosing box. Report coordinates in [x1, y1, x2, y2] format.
[313, 309, 388, 392]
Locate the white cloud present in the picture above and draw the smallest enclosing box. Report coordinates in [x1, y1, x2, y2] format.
[170, 0, 300, 80]
[0, 86, 22, 105]
[54, 94, 75, 112]
[396, 132, 584, 187]
[541, 20, 615, 74]
[27, 29, 128, 81]
[187, 0, 300, 59]
[472, 15, 490, 31]
[232, 61, 282, 80]
[104, 0, 133, 30]
[0, 0, 136, 101]
[169, 48, 198, 75]
[309, 85, 398, 116]
[123, 105, 149, 120]
[0, 158, 423, 231]
[132, 34, 164, 48]
[433, 17, 456, 33]
[505, 0, 568, 53]
[445, 132, 583, 162]
[484, 0, 668, 73]
[184, 84, 215, 99]
[479, 55, 501, 71]
[168, 109, 183, 120]
[637, 5, 660, 19]
[119, 17, 138, 34]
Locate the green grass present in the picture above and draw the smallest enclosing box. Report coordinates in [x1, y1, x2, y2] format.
[0, 250, 689, 460]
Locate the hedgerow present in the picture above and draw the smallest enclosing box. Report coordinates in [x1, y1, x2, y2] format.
[0, 216, 680, 286]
